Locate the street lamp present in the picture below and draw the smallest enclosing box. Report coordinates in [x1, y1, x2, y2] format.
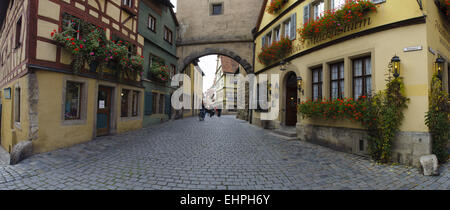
[297, 76, 304, 95]
[391, 55, 401, 78]
[435, 56, 445, 79]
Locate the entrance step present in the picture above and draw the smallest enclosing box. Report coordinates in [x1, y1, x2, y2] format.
[269, 126, 298, 140]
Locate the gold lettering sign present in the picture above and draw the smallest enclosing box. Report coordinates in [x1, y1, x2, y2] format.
[292, 17, 372, 55]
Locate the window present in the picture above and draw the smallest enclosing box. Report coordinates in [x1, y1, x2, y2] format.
[311, 67, 322, 101]
[274, 26, 281, 42]
[65, 82, 82, 120]
[164, 26, 173, 44]
[330, 62, 345, 99]
[62, 13, 81, 40]
[121, 89, 130, 117]
[159, 94, 164, 114]
[152, 93, 158, 114]
[331, 0, 346, 10]
[170, 64, 176, 77]
[15, 16, 22, 49]
[211, 3, 223, 15]
[14, 86, 20, 123]
[123, 0, 133, 7]
[148, 15, 156, 32]
[283, 19, 291, 39]
[353, 57, 372, 99]
[132, 91, 139, 116]
[313, 0, 325, 20]
[265, 32, 272, 46]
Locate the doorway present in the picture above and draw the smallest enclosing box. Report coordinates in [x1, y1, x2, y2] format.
[96, 86, 112, 136]
[285, 72, 298, 126]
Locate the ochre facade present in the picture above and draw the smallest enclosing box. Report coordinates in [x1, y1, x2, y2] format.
[252, 0, 449, 166]
[0, 0, 145, 155]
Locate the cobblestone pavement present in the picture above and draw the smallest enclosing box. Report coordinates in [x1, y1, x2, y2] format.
[0, 115, 448, 190]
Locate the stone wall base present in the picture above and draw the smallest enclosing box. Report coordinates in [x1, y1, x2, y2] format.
[296, 123, 431, 167]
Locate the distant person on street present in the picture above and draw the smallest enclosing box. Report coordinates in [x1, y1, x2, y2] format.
[217, 108, 222, 117]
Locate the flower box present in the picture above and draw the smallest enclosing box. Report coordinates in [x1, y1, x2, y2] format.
[257, 37, 292, 66]
[298, 0, 377, 41]
[149, 63, 171, 83]
[267, 0, 289, 14]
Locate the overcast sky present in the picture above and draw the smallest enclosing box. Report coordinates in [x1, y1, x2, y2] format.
[171, 0, 177, 12]
[198, 55, 218, 93]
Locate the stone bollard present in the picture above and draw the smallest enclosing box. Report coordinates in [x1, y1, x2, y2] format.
[9, 141, 33, 165]
[419, 155, 439, 176]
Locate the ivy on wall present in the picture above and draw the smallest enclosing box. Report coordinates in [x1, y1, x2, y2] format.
[425, 74, 450, 163]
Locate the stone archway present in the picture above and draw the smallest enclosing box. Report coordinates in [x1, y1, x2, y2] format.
[179, 48, 253, 74]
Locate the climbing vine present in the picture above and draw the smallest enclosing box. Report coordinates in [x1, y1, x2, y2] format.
[425, 74, 450, 163]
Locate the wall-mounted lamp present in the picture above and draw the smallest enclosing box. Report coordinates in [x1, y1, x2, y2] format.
[297, 76, 304, 95]
[280, 60, 288, 71]
[435, 56, 445, 79]
[391, 55, 401, 78]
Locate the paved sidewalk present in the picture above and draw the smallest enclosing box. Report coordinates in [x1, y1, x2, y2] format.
[0, 115, 448, 190]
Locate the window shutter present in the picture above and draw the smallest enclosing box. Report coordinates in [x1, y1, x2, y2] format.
[290, 13, 296, 40]
[303, 4, 310, 25]
[262, 36, 266, 48]
[144, 92, 153, 115]
[164, 94, 171, 116]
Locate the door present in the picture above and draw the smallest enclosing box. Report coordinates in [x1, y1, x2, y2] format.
[285, 73, 298, 126]
[97, 86, 112, 136]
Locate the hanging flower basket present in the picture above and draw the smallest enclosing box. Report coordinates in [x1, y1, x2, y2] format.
[149, 63, 170, 82]
[267, 0, 289, 14]
[298, 0, 377, 41]
[257, 37, 292, 66]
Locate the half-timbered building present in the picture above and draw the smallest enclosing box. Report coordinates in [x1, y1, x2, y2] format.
[0, 0, 145, 158]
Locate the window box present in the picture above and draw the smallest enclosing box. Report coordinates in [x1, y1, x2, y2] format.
[257, 37, 292, 66]
[267, 0, 289, 15]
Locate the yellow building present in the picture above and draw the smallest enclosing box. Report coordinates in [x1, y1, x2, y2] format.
[0, 0, 145, 162]
[253, 0, 449, 166]
[213, 55, 240, 114]
[182, 60, 204, 118]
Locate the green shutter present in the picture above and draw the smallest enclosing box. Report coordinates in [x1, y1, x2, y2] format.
[144, 92, 153, 115]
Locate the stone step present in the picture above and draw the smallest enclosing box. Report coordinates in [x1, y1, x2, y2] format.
[271, 127, 297, 139]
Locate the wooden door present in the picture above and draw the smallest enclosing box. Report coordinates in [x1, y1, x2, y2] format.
[286, 73, 298, 126]
[97, 86, 112, 136]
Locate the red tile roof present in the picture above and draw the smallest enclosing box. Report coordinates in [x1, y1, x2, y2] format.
[220, 56, 239, 74]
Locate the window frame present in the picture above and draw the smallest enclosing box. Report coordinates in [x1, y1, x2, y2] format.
[132, 90, 139, 117]
[64, 81, 82, 120]
[148, 14, 156, 32]
[211, 3, 223, 15]
[123, 0, 133, 8]
[313, 0, 325, 20]
[163, 26, 173, 44]
[15, 16, 22, 49]
[311, 67, 323, 101]
[352, 56, 372, 99]
[121, 89, 130, 117]
[330, 62, 345, 99]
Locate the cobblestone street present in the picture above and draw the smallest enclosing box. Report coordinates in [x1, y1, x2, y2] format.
[0, 115, 448, 190]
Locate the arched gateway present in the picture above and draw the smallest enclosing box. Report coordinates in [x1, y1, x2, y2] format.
[176, 0, 264, 74]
